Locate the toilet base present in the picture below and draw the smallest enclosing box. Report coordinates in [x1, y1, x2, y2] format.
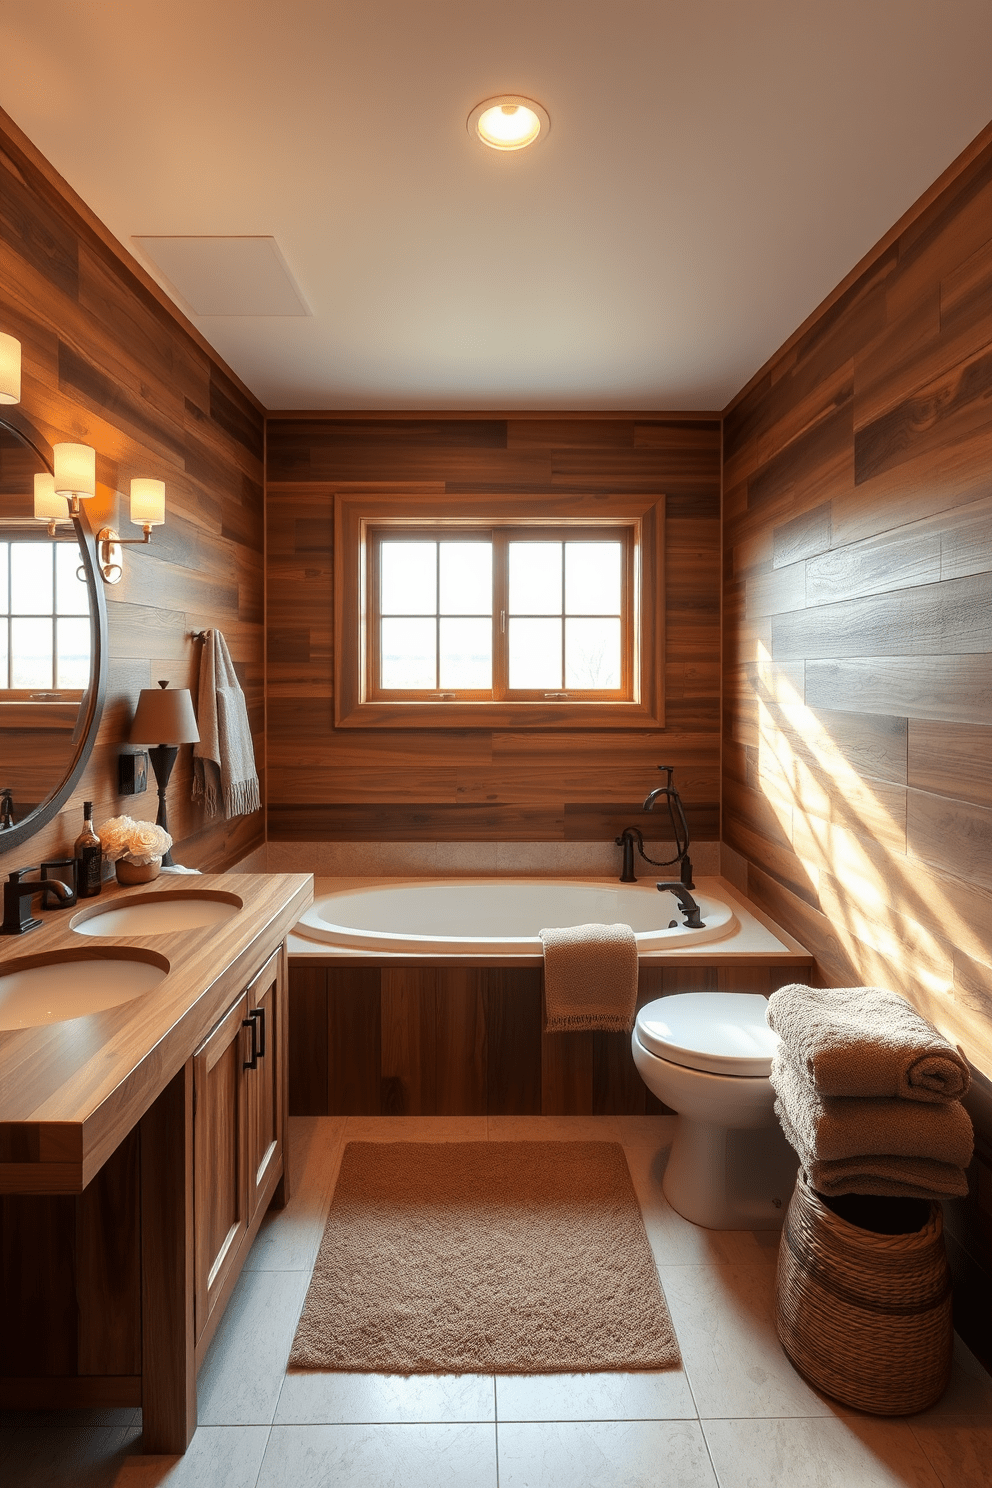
[663, 1115, 800, 1230]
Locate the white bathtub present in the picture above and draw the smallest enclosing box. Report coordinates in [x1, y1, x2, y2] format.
[293, 877, 738, 955]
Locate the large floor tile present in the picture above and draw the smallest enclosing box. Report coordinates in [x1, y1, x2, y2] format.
[0, 1424, 140, 1488]
[906, 1336, 992, 1425]
[196, 1269, 310, 1426]
[244, 1117, 346, 1273]
[496, 1419, 717, 1488]
[659, 1263, 842, 1418]
[487, 1115, 621, 1142]
[110, 1426, 270, 1487]
[910, 1422, 992, 1487]
[275, 1371, 495, 1424]
[256, 1422, 497, 1488]
[344, 1116, 488, 1143]
[702, 1416, 943, 1487]
[614, 1115, 678, 1146]
[495, 1370, 696, 1421]
[624, 1145, 781, 1267]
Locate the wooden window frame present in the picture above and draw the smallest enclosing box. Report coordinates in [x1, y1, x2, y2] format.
[334, 492, 665, 730]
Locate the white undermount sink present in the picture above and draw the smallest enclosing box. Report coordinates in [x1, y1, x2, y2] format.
[0, 954, 169, 1030]
[72, 891, 243, 937]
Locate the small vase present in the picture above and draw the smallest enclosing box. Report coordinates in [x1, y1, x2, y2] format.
[115, 856, 161, 886]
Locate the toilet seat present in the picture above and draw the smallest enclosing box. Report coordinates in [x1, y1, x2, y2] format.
[634, 992, 779, 1077]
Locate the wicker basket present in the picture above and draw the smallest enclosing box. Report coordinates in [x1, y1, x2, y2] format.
[775, 1170, 953, 1414]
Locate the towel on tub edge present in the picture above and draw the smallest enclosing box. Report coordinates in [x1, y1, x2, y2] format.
[539, 921, 638, 1034]
[770, 1051, 974, 1167]
[766, 983, 970, 1104]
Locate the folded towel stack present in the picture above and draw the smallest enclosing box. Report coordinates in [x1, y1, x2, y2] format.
[767, 984, 973, 1201]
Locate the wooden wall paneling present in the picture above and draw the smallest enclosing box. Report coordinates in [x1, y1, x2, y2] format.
[326, 970, 382, 1115]
[380, 969, 438, 1115]
[591, 1033, 647, 1115]
[0, 116, 265, 883]
[266, 418, 722, 843]
[434, 970, 487, 1116]
[287, 967, 328, 1116]
[482, 970, 543, 1116]
[541, 1030, 595, 1116]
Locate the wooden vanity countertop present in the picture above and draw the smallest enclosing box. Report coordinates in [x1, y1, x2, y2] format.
[0, 872, 313, 1196]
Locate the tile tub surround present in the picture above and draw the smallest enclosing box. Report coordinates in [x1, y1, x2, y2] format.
[265, 839, 723, 879]
[4, 1114, 990, 1488]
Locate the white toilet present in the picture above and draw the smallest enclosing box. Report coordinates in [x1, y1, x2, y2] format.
[632, 992, 799, 1230]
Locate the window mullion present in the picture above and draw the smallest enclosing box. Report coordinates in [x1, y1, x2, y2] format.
[492, 532, 508, 700]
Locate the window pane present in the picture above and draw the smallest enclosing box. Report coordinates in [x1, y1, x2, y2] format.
[439, 617, 491, 688]
[381, 617, 436, 689]
[11, 543, 53, 615]
[508, 542, 561, 615]
[56, 617, 91, 688]
[565, 542, 622, 615]
[56, 541, 89, 615]
[508, 618, 561, 689]
[439, 542, 492, 615]
[380, 542, 436, 615]
[565, 618, 621, 688]
[11, 617, 53, 688]
[0, 544, 8, 613]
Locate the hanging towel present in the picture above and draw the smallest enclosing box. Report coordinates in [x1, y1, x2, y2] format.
[775, 1099, 970, 1200]
[766, 983, 970, 1104]
[540, 922, 638, 1033]
[770, 1051, 974, 1168]
[192, 629, 261, 820]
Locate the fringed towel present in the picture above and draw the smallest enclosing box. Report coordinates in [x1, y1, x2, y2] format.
[766, 983, 970, 1104]
[540, 922, 638, 1033]
[192, 629, 261, 820]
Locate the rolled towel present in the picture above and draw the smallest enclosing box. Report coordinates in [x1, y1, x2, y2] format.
[766, 983, 970, 1104]
[775, 1102, 969, 1200]
[540, 922, 638, 1034]
[771, 1051, 974, 1167]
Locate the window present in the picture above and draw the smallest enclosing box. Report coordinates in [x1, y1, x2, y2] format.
[334, 493, 665, 730]
[0, 539, 91, 692]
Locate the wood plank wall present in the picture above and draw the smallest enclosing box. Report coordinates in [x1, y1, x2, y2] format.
[0, 115, 265, 874]
[722, 134, 992, 1365]
[265, 417, 721, 845]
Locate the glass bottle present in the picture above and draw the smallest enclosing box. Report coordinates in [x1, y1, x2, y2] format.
[74, 801, 103, 898]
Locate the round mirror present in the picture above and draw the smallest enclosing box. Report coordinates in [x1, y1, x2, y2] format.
[0, 409, 107, 851]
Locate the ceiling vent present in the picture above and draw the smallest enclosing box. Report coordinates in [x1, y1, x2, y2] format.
[132, 236, 310, 316]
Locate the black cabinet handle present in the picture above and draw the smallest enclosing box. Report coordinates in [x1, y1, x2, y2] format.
[242, 1015, 258, 1070]
[250, 1005, 266, 1058]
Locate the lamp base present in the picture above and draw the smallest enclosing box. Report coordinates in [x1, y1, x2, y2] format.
[147, 744, 179, 867]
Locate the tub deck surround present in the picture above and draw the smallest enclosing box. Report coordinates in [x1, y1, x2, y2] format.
[0, 872, 313, 1195]
[288, 877, 811, 968]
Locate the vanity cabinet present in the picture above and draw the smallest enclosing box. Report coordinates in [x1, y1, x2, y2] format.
[193, 945, 286, 1350]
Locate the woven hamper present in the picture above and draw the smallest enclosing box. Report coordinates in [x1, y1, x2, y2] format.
[775, 1170, 953, 1414]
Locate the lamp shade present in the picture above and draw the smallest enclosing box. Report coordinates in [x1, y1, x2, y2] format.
[131, 683, 200, 745]
[54, 442, 96, 499]
[34, 472, 70, 524]
[0, 332, 20, 405]
[130, 477, 166, 527]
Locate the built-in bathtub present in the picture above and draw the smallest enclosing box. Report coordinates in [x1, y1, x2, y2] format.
[293, 877, 738, 955]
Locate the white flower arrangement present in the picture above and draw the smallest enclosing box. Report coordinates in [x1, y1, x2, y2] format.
[99, 815, 173, 865]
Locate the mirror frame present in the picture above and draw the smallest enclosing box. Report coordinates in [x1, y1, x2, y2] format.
[0, 407, 108, 852]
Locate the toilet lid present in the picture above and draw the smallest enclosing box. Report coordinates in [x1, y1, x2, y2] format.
[634, 993, 780, 1076]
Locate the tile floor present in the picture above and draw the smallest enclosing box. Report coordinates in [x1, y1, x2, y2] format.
[2, 1115, 991, 1487]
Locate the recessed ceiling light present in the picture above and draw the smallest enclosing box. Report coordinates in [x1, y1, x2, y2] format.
[467, 95, 550, 152]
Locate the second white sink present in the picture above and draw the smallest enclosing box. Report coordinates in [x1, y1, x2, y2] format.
[0, 954, 169, 1030]
[73, 892, 243, 937]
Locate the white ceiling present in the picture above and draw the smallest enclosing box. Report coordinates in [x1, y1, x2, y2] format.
[1, 1, 990, 411]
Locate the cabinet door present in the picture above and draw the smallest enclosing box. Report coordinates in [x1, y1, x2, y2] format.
[244, 947, 285, 1227]
[193, 993, 249, 1344]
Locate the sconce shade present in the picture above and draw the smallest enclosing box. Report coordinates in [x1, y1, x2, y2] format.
[131, 684, 200, 745]
[130, 477, 166, 526]
[34, 472, 70, 524]
[0, 332, 20, 405]
[54, 442, 96, 499]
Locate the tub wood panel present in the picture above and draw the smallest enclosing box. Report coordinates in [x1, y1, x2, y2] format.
[288, 962, 807, 1117]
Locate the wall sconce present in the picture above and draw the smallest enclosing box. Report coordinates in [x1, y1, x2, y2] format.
[97, 478, 167, 585]
[33, 473, 71, 536]
[53, 442, 97, 512]
[0, 332, 21, 405]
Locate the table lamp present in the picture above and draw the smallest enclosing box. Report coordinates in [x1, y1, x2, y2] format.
[130, 681, 200, 867]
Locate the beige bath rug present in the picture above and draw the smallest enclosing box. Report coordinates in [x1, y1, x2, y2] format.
[289, 1140, 680, 1374]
